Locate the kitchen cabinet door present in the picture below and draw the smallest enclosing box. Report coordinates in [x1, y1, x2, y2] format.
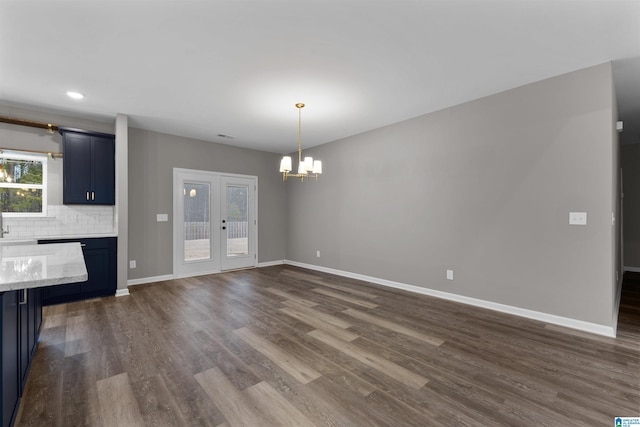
[91, 135, 115, 204]
[0, 288, 43, 427]
[40, 238, 117, 305]
[61, 132, 92, 204]
[19, 289, 41, 390]
[1, 291, 19, 427]
[60, 128, 115, 205]
[81, 247, 111, 299]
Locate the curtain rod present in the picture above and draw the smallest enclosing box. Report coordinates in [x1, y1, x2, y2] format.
[0, 115, 60, 133]
[0, 116, 63, 158]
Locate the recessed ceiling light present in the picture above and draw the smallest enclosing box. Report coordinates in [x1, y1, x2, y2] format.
[66, 91, 84, 99]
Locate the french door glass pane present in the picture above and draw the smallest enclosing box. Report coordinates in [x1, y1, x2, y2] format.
[184, 182, 210, 261]
[226, 185, 248, 256]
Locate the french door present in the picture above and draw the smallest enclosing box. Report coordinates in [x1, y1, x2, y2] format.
[173, 169, 257, 278]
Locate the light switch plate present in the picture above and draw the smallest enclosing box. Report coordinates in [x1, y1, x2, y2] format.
[157, 214, 169, 222]
[569, 212, 587, 225]
[446, 270, 454, 280]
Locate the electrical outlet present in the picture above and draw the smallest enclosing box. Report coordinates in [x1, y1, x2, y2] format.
[446, 269, 453, 280]
[316, 250, 321, 258]
[129, 260, 136, 269]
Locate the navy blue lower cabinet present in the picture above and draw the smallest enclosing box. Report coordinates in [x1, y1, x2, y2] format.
[1, 288, 42, 427]
[1, 290, 19, 427]
[39, 237, 117, 306]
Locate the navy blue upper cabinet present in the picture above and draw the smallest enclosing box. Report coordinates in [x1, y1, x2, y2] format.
[60, 128, 115, 205]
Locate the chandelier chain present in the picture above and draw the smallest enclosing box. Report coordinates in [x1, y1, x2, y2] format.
[297, 103, 303, 163]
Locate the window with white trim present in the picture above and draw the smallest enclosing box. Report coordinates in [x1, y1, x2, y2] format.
[0, 152, 47, 216]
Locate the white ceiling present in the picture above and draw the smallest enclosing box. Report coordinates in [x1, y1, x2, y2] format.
[1, 0, 639, 153]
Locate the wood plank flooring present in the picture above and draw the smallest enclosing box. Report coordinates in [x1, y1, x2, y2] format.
[16, 265, 640, 426]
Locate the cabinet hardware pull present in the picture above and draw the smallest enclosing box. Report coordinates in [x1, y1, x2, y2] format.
[86, 191, 90, 200]
[19, 288, 27, 305]
[80, 243, 86, 247]
[91, 191, 95, 201]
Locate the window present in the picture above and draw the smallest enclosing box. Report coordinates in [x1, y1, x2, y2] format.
[0, 151, 47, 216]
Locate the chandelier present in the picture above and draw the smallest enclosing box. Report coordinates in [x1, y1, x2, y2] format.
[279, 103, 322, 181]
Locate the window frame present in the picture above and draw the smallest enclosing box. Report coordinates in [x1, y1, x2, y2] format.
[0, 151, 48, 217]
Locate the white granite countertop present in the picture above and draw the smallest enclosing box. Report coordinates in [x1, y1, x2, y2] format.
[0, 243, 88, 292]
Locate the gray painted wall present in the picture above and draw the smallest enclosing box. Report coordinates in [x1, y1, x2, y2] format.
[622, 143, 640, 269]
[127, 128, 287, 280]
[286, 63, 617, 327]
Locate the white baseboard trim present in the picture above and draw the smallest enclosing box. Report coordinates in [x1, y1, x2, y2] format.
[258, 260, 285, 268]
[127, 274, 175, 287]
[115, 288, 130, 297]
[624, 266, 640, 273]
[284, 260, 616, 338]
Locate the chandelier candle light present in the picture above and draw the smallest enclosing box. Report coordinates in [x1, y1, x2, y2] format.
[279, 103, 322, 181]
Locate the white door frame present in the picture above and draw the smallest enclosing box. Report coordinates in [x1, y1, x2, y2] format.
[173, 168, 258, 279]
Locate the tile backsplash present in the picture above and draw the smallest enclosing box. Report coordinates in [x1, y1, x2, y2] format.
[3, 205, 115, 238]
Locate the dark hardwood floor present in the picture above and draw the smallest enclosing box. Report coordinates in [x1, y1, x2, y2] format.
[16, 266, 640, 426]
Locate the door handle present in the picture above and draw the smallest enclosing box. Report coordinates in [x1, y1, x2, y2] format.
[222, 226, 226, 230]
